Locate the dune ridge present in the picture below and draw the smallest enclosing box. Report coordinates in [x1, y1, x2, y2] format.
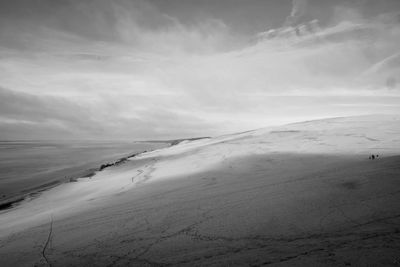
[0, 115, 400, 266]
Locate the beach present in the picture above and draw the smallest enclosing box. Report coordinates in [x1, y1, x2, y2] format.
[0, 115, 400, 266]
[0, 141, 168, 211]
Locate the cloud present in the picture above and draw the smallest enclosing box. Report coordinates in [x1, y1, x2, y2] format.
[0, 87, 219, 140]
[285, 0, 309, 26]
[0, 86, 104, 138]
[0, 1, 399, 140]
[0, 0, 233, 54]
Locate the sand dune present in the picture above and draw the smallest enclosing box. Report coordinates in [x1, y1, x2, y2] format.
[1, 115, 400, 266]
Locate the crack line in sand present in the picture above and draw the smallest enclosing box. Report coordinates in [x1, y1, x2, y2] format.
[42, 214, 53, 267]
[141, 158, 158, 184]
[132, 169, 144, 183]
[129, 158, 158, 185]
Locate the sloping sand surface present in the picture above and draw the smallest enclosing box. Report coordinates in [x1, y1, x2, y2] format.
[1, 115, 400, 266]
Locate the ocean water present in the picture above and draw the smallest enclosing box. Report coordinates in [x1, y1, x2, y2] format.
[0, 140, 168, 202]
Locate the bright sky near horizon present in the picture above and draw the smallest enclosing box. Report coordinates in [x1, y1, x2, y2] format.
[0, 0, 400, 140]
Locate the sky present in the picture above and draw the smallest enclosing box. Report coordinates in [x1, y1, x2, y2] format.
[0, 0, 400, 140]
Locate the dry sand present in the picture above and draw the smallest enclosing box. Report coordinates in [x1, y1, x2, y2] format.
[0, 115, 400, 266]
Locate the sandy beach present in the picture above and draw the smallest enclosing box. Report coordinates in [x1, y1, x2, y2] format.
[0, 141, 168, 211]
[0, 115, 400, 266]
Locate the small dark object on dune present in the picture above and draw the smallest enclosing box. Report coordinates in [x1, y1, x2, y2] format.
[99, 163, 114, 171]
[98, 152, 142, 171]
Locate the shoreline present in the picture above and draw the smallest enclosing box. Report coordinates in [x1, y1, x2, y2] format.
[0, 148, 156, 212]
[0, 138, 206, 212]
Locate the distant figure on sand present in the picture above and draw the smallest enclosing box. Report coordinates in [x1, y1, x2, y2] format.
[369, 154, 379, 160]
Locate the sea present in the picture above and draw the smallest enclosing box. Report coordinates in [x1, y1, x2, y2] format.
[0, 140, 168, 204]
